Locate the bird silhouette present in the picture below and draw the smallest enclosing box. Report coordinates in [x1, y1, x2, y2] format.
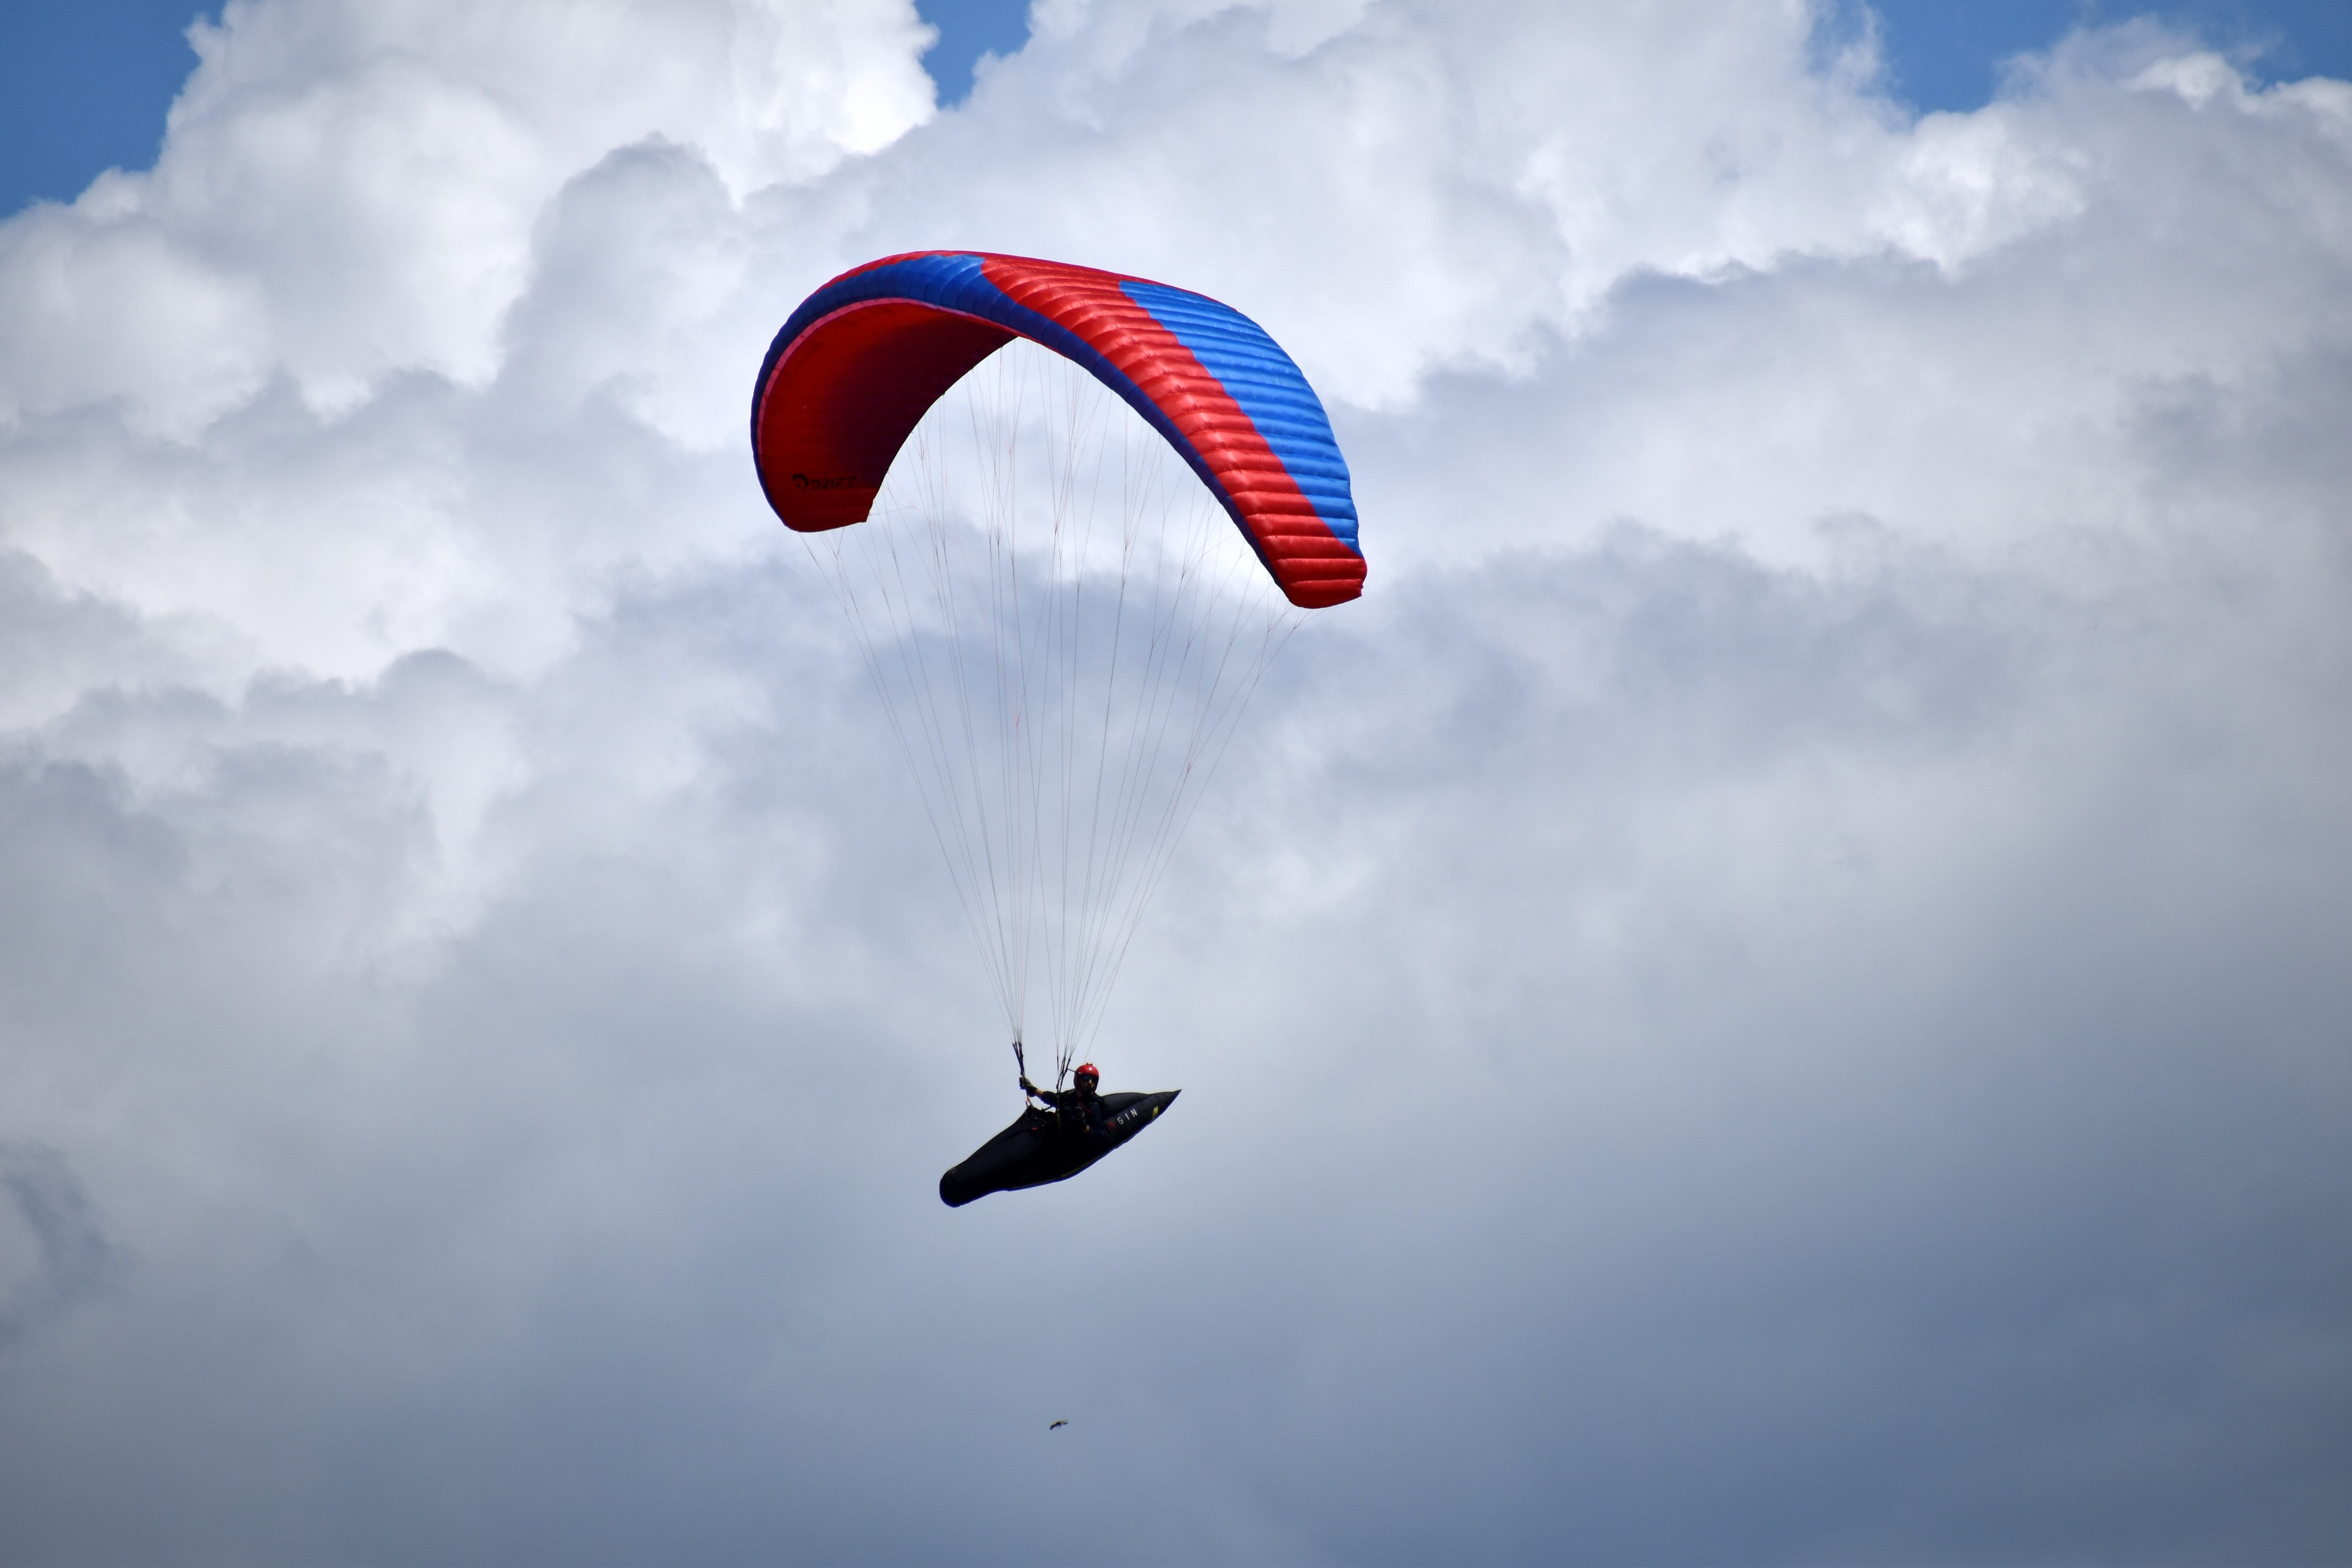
[1048, 1419, 1068, 1431]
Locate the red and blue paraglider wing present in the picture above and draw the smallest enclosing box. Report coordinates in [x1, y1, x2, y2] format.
[749, 251, 1364, 608]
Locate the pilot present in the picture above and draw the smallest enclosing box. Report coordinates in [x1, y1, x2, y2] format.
[1020, 1062, 1109, 1140]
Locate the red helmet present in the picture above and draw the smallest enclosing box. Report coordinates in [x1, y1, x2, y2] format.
[1073, 1063, 1099, 1090]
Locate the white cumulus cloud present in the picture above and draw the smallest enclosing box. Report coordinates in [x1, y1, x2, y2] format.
[1, 2, 2349, 1561]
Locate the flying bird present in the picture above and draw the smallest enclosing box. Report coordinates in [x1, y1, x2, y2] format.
[1048, 1419, 1068, 1431]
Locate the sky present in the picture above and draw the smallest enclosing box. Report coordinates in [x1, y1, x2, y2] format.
[8, 0, 2352, 210]
[1, 1, 2350, 1563]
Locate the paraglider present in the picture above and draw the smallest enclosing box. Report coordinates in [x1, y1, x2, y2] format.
[1023, 1060, 1106, 1137]
[940, 1077, 1180, 1207]
[748, 252, 1361, 1202]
